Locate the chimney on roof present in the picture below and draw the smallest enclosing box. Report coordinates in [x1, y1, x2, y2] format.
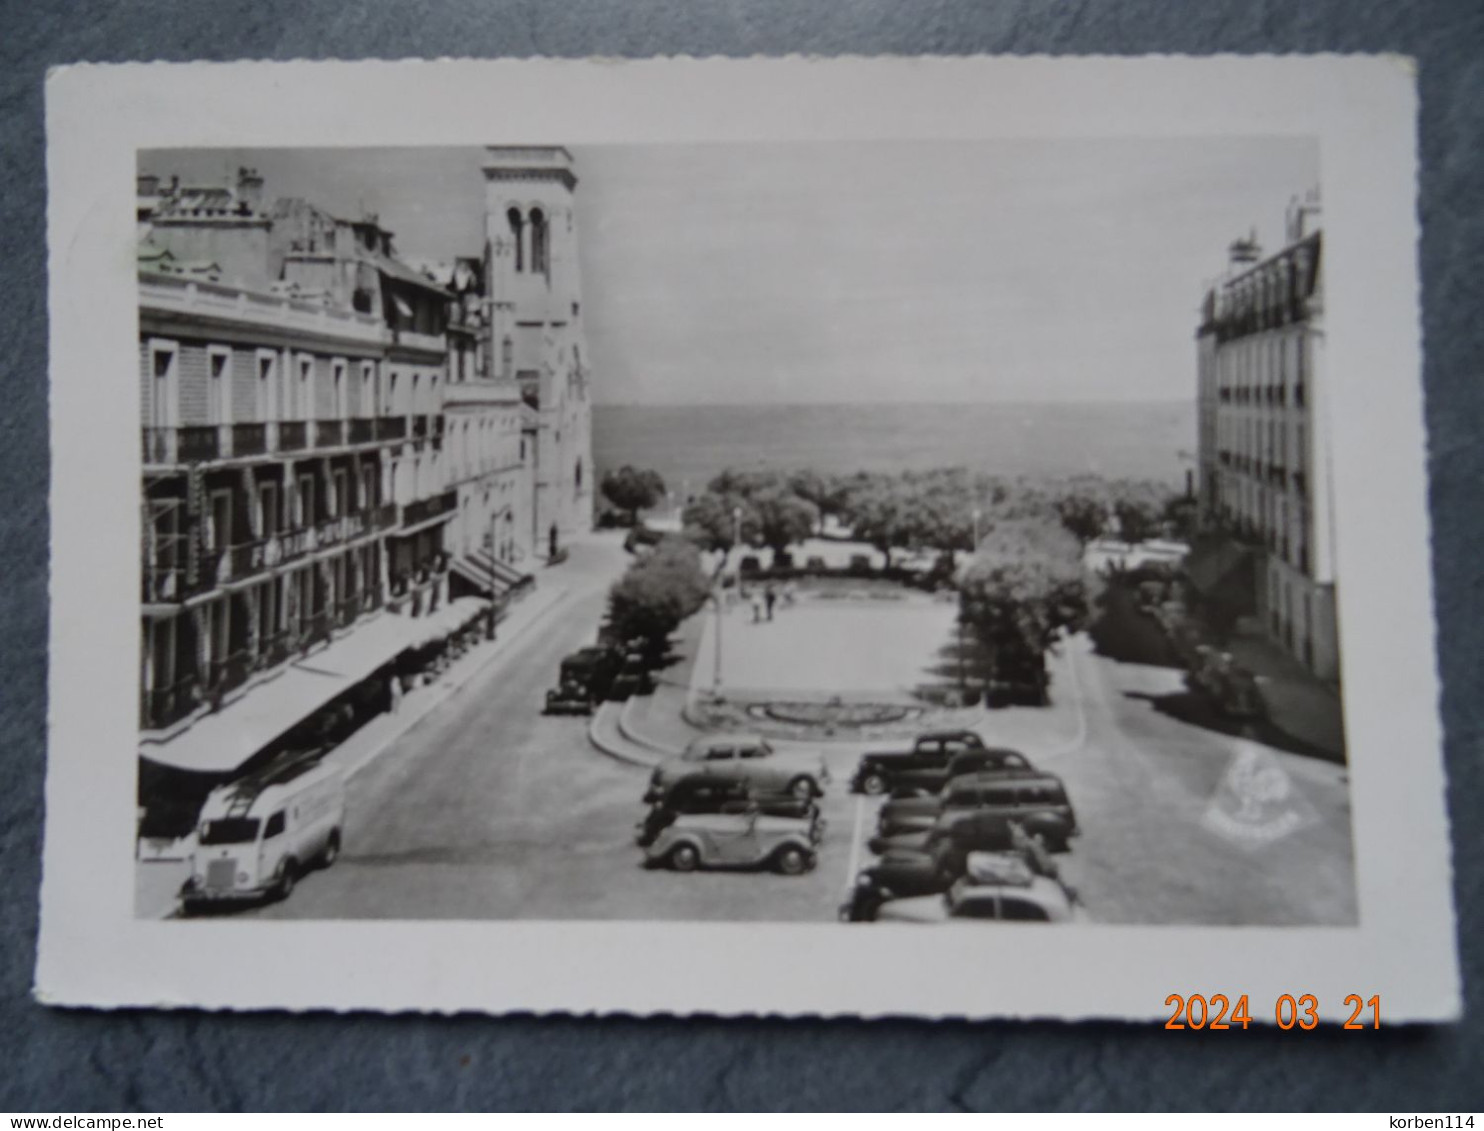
[236, 166, 264, 214]
[1228, 228, 1262, 268]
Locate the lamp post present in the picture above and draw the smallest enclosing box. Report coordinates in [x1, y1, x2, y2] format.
[713, 506, 742, 697]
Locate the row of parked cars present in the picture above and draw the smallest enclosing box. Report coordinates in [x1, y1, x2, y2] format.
[841, 729, 1084, 923]
[634, 734, 831, 875]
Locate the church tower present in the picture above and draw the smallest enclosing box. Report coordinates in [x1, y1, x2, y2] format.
[482, 146, 594, 555]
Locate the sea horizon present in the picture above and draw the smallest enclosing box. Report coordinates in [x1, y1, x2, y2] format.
[592, 400, 1197, 501]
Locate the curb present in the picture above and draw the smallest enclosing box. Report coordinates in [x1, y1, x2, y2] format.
[588, 702, 663, 769]
[616, 695, 683, 755]
[334, 584, 572, 781]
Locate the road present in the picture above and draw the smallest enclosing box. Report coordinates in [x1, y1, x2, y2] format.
[247, 537, 865, 922]
[246, 541, 1355, 926]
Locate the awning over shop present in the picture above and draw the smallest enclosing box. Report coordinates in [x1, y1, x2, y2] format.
[450, 549, 530, 596]
[140, 612, 433, 775]
[405, 596, 488, 649]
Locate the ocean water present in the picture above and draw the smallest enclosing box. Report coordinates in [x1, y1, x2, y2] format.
[592, 401, 1196, 499]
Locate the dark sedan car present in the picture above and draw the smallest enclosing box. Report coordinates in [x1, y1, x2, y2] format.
[878, 765, 1056, 837]
[871, 774, 1078, 853]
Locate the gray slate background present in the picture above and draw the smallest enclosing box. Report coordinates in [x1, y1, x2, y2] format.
[2, 0, 1481, 1112]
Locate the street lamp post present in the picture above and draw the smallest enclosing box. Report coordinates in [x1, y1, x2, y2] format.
[712, 506, 743, 698]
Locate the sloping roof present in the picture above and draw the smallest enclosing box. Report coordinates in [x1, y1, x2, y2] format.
[371, 250, 453, 295]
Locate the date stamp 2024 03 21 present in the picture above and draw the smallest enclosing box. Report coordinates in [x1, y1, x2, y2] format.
[1163, 993, 1382, 1031]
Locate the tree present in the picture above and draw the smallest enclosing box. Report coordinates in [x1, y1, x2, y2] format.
[1163, 494, 1200, 544]
[1112, 498, 1162, 545]
[958, 516, 1093, 703]
[681, 491, 761, 560]
[600, 465, 666, 526]
[837, 474, 916, 567]
[751, 488, 818, 563]
[1055, 492, 1107, 546]
[606, 536, 712, 658]
[787, 469, 849, 533]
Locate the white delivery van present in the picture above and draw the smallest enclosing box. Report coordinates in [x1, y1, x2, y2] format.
[181, 755, 346, 911]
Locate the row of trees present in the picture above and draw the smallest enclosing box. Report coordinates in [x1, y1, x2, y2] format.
[678, 466, 1193, 566]
[602, 463, 1193, 698]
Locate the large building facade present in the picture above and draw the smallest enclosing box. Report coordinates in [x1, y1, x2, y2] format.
[137, 169, 470, 831]
[1194, 189, 1338, 682]
[135, 154, 596, 836]
[482, 147, 594, 556]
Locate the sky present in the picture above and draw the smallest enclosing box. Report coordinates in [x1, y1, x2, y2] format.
[142, 138, 1318, 406]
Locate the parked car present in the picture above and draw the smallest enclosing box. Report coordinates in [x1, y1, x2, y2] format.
[839, 839, 963, 921]
[850, 729, 992, 795]
[646, 733, 830, 802]
[543, 646, 620, 714]
[873, 870, 1084, 924]
[869, 779, 1079, 860]
[181, 755, 345, 912]
[636, 777, 820, 848]
[1185, 646, 1267, 720]
[877, 765, 1057, 837]
[644, 806, 822, 875]
[883, 745, 1037, 799]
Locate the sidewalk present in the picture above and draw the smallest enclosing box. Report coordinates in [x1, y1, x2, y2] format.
[1222, 631, 1346, 760]
[134, 581, 575, 920]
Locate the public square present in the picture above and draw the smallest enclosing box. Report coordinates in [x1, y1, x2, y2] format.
[154, 530, 1362, 929]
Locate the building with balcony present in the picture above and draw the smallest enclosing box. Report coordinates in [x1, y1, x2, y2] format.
[482, 147, 594, 558]
[136, 169, 474, 835]
[422, 257, 539, 603]
[1192, 189, 1338, 682]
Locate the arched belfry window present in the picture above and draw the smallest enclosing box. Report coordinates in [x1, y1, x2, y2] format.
[530, 208, 549, 276]
[506, 207, 525, 273]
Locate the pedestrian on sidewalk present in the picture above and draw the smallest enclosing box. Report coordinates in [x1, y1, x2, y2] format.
[764, 583, 777, 621]
[750, 589, 764, 624]
[388, 672, 403, 714]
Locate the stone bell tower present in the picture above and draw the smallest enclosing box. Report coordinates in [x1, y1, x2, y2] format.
[482, 146, 594, 556]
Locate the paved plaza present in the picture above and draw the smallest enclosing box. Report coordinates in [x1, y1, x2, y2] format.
[701, 589, 961, 698]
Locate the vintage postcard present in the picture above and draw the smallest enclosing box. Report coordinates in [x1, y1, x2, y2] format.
[37, 55, 1458, 1021]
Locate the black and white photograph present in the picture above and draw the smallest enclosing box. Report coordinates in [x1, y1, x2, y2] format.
[130, 137, 1352, 930]
[38, 56, 1457, 1021]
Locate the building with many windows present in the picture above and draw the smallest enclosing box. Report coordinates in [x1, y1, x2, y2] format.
[136, 168, 472, 836]
[1193, 189, 1338, 682]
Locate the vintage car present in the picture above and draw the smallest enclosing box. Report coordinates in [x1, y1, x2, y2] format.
[636, 777, 821, 848]
[1185, 646, 1267, 721]
[542, 646, 619, 714]
[646, 732, 830, 802]
[868, 783, 1078, 862]
[841, 836, 1063, 922]
[643, 805, 822, 875]
[877, 766, 1061, 838]
[850, 729, 994, 795]
[873, 866, 1084, 925]
[883, 746, 1038, 800]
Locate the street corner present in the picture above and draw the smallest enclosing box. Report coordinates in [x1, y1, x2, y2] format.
[1200, 741, 1321, 850]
